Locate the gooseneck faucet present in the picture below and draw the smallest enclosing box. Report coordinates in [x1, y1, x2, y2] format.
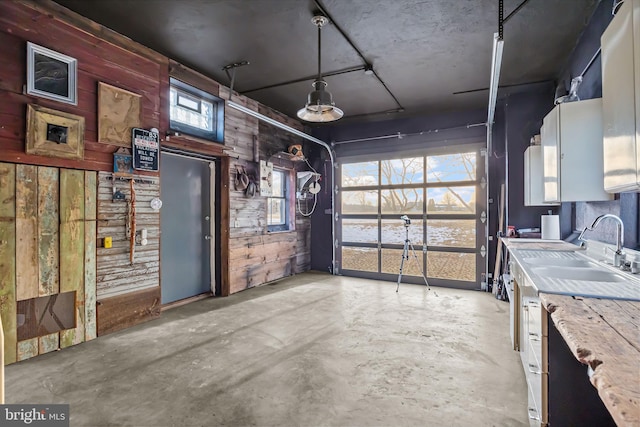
[578, 214, 625, 266]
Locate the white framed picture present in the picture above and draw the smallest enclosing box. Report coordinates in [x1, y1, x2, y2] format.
[26, 42, 77, 105]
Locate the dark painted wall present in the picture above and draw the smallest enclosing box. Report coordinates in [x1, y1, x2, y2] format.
[557, 0, 639, 249]
[488, 102, 506, 281]
[305, 141, 335, 273]
[503, 84, 557, 229]
[308, 86, 561, 281]
[308, 110, 488, 273]
[308, 0, 640, 279]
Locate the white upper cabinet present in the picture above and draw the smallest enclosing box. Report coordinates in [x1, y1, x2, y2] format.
[524, 145, 559, 206]
[541, 99, 613, 203]
[601, 0, 640, 192]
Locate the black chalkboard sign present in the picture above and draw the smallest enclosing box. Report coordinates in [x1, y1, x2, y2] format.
[132, 128, 159, 171]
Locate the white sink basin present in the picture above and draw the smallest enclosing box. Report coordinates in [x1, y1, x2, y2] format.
[530, 266, 627, 283]
[522, 258, 597, 268]
[510, 247, 640, 300]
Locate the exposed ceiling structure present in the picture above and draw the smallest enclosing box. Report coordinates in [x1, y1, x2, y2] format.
[54, 0, 599, 123]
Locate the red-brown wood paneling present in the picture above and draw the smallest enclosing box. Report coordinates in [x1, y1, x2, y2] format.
[97, 287, 161, 336]
[0, 2, 166, 172]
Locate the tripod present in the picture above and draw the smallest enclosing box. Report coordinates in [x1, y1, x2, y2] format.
[396, 218, 431, 292]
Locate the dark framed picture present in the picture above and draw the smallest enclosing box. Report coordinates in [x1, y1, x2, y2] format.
[113, 153, 134, 175]
[25, 104, 84, 160]
[26, 42, 77, 105]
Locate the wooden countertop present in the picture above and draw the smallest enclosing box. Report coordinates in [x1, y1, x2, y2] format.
[500, 237, 580, 251]
[540, 294, 640, 426]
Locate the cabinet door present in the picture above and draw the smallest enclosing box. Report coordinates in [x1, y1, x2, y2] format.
[524, 147, 532, 206]
[542, 110, 560, 203]
[558, 100, 610, 202]
[635, 0, 640, 187]
[525, 145, 559, 206]
[602, 0, 639, 192]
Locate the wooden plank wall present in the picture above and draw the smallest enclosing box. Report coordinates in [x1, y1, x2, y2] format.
[5, 164, 98, 362]
[259, 105, 313, 275]
[0, 0, 314, 353]
[84, 171, 97, 341]
[0, 2, 165, 343]
[0, 3, 165, 171]
[96, 172, 160, 298]
[59, 169, 86, 348]
[0, 164, 17, 364]
[15, 165, 39, 360]
[97, 287, 160, 336]
[220, 86, 313, 293]
[37, 167, 60, 354]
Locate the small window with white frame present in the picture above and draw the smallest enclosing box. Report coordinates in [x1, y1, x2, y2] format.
[169, 77, 224, 142]
[268, 169, 291, 232]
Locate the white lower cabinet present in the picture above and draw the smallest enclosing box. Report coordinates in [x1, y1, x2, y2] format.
[515, 269, 548, 426]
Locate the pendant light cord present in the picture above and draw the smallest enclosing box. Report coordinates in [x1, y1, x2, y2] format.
[317, 24, 322, 80]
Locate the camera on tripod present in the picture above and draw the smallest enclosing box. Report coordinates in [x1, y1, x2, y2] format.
[395, 214, 430, 292]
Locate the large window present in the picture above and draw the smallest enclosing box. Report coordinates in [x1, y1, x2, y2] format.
[338, 147, 486, 289]
[268, 169, 290, 232]
[169, 77, 224, 142]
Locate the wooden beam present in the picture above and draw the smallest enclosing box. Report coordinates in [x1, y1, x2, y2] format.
[15, 164, 38, 301]
[37, 167, 59, 296]
[0, 163, 16, 364]
[84, 171, 97, 341]
[59, 169, 85, 348]
[97, 286, 160, 336]
[219, 156, 230, 297]
[37, 166, 60, 355]
[169, 60, 220, 97]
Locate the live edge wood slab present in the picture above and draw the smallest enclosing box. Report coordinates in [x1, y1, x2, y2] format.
[540, 294, 640, 426]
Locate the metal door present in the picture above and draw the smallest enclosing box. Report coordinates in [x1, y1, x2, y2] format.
[160, 152, 212, 304]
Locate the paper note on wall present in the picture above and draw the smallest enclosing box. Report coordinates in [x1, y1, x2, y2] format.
[259, 160, 273, 197]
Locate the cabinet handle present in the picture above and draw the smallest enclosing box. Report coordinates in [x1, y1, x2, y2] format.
[528, 408, 541, 421]
[529, 332, 541, 341]
[528, 363, 542, 375]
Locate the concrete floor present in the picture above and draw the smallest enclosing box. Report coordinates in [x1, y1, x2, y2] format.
[6, 272, 528, 426]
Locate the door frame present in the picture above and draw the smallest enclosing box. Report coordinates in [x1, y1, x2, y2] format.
[160, 147, 230, 296]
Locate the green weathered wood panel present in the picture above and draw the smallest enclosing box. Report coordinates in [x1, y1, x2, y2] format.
[0, 163, 17, 364]
[38, 333, 59, 355]
[59, 169, 85, 348]
[15, 165, 38, 301]
[84, 171, 97, 341]
[17, 338, 37, 361]
[38, 167, 59, 297]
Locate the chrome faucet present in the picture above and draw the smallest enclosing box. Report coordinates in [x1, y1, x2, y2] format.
[578, 214, 625, 266]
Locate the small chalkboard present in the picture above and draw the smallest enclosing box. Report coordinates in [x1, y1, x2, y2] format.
[132, 128, 159, 171]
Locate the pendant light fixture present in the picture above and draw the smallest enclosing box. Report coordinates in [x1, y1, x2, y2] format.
[297, 14, 344, 122]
